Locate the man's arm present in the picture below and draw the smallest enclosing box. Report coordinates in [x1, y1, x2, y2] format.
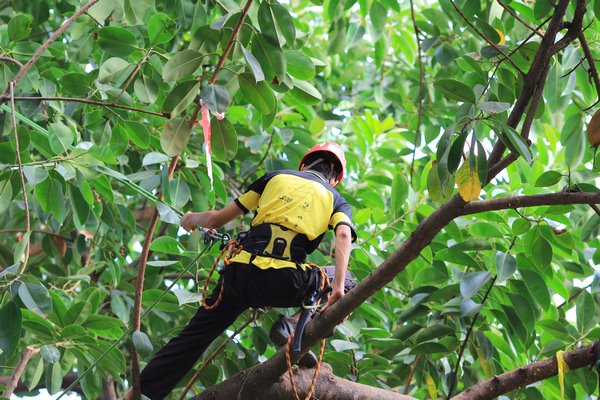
[321, 224, 352, 312]
[181, 202, 244, 231]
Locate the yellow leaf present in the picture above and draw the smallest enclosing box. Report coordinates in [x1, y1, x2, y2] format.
[475, 345, 491, 378]
[425, 373, 437, 400]
[456, 162, 481, 201]
[556, 350, 570, 400]
[495, 28, 506, 45]
[587, 109, 600, 147]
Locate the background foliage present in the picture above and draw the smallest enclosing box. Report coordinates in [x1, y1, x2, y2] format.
[0, 0, 599, 399]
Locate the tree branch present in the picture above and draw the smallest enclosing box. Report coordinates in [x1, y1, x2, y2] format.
[409, 0, 425, 185]
[488, 0, 572, 167]
[496, 0, 544, 38]
[578, 32, 600, 108]
[447, 277, 497, 398]
[0, 0, 100, 101]
[461, 192, 600, 215]
[9, 82, 31, 276]
[11, 96, 168, 118]
[449, 0, 525, 75]
[0, 56, 24, 68]
[1, 347, 39, 397]
[451, 341, 599, 400]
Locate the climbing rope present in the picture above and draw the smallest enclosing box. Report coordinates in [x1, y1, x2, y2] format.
[285, 265, 330, 400]
[201, 239, 242, 310]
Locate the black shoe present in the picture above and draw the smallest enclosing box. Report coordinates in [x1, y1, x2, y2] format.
[269, 315, 318, 368]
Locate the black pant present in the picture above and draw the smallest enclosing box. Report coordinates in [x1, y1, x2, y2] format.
[140, 262, 321, 400]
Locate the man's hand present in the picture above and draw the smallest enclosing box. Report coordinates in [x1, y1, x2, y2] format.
[320, 286, 344, 313]
[181, 212, 199, 232]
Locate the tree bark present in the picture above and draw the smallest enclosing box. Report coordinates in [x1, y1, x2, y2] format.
[197, 363, 417, 400]
[451, 342, 599, 400]
[1, 347, 38, 397]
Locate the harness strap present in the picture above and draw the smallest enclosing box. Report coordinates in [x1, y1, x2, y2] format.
[201, 240, 242, 311]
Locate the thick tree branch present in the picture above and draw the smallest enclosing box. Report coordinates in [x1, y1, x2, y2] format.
[488, 0, 572, 167]
[197, 364, 417, 400]
[0, 0, 100, 101]
[451, 341, 599, 400]
[461, 192, 600, 215]
[550, 0, 586, 54]
[1, 347, 39, 397]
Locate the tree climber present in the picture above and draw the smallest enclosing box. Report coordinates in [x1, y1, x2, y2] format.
[127, 142, 356, 400]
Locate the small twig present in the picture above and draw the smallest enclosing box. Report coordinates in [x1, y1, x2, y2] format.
[409, 0, 425, 186]
[9, 82, 31, 276]
[578, 32, 600, 108]
[177, 315, 257, 400]
[447, 276, 497, 398]
[558, 282, 593, 309]
[113, 50, 151, 105]
[449, 0, 525, 76]
[1, 347, 40, 397]
[1, 0, 100, 100]
[496, 0, 544, 38]
[208, 0, 254, 85]
[403, 355, 421, 394]
[10, 96, 167, 118]
[0, 56, 24, 68]
[0, 229, 69, 240]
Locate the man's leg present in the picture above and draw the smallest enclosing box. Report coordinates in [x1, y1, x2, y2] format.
[139, 287, 245, 400]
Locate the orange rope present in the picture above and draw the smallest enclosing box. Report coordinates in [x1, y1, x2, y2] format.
[201, 240, 242, 310]
[285, 266, 330, 400]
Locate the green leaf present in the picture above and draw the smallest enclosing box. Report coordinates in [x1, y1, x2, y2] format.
[64, 301, 91, 326]
[477, 101, 511, 114]
[474, 17, 500, 44]
[289, 78, 322, 105]
[238, 73, 276, 114]
[40, 345, 60, 363]
[391, 173, 409, 217]
[535, 170, 563, 187]
[18, 282, 52, 315]
[534, 0, 553, 19]
[537, 319, 569, 339]
[434, 79, 476, 103]
[285, 50, 316, 80]
[258, 2, 296, 46]
[48, 362, 63, 395]
[8, 14, 32, 42]
[531, 233, 552, 268]
[496, 251, 516, 283]
[460, 271, 492, 298]
[410, 341, 448, 355]
[169, 179, 191, 209]
[503, 125, 532, 164]
[427, 163, 454, 204]
[48, 121, 74, 155]
[0, 179, 14, 215]
[172, 288, 202, 306]
[211, 117, 238, 161]
[461, 297, 482, 317]
[251, 34, 286, 81]
[241, 46, 265, 82]
[330, 339, 360, 351]
[272, 3, 296, 45]
[148, 13, 176, 45]
[414, 324, 455, 343]
[60, 73, 91, 96]
[161, 118, 191, 157]
[149, 236, 186, 254]
[576, 290, 596, 334]
[0, 301, 21, 364]
[97, 26, 137, 56]
[21, 309, 56, 338]
[520, 268, 551, 310]
[201, 84, 230, 115]
[132, 331, 154, 357]
[512, 218, 531, 235]
[163, 80, 201, 118]
[98, 57, 133, 84]
[142, 289, 180, 312]
[163, 49, 204, 82]
[123, 121, 151, 149]
[369, 1, 387, 39]
[134, 75, 158, 104]
[27, 356, 44, 391]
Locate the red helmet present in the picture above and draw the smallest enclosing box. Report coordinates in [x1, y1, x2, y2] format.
[299, 142, 346, 184]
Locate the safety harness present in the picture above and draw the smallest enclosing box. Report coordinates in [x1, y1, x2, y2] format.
[201, 227, 332, 400]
